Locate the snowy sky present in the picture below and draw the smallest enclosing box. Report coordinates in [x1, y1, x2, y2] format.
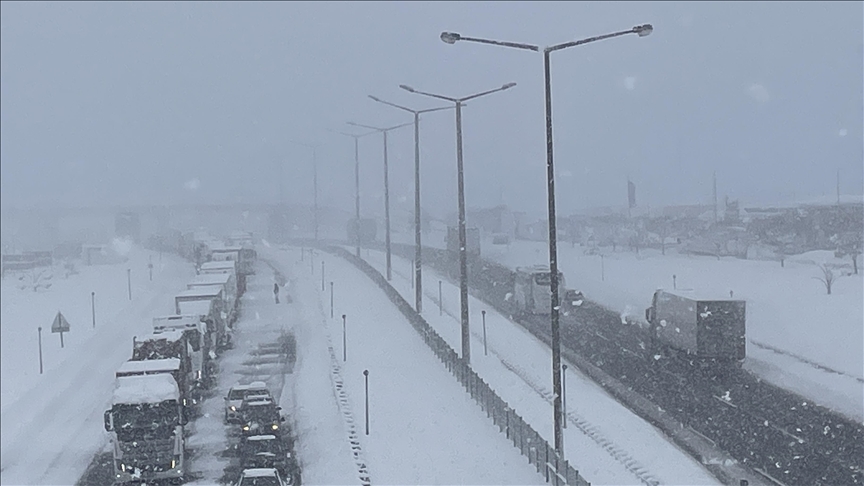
[1, 1, 861, 215]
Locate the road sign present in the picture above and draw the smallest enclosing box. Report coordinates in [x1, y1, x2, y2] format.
[51, 311, 70, 333]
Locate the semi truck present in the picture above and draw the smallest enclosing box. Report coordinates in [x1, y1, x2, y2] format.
[200, 260, 244, 297]
[104, 373, 187, 484]
[644, 289, 746, 363]
[210, 245, 254, 277]
[176, 296, 228, 351]
[512, 265, 567, 315]
[186, 272, 238, 326]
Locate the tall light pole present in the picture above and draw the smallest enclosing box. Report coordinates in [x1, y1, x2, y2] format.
[368, 95, 454, 313]
[399, 82, 517, 364]
[288, 140, 320, 241]
[440, 23, 653, 455]
[331, 129, 377, 257]
[346, 120, 413, 281]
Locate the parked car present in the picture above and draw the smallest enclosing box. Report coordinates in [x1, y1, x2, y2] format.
[225, 382, 271, 423]
[235, 467, 289, 486]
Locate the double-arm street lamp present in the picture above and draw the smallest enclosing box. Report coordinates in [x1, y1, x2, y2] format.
[440, 23, 653, 455]
[288, 140, 320, 241]
[346, 120, 413, 281]
[331, 129, 377, 257]
[400, 82, 517, 364]
[368, 95, 454, 313]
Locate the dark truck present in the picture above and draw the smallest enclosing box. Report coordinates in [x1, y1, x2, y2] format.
[644, 289, 746, 363]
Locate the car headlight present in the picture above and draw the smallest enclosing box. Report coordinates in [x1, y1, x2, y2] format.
[230, 406, 236, 411]
[272, 424, 279, 430]
[242, 425, 250, 431]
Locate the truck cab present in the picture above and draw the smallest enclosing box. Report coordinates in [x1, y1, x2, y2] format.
[104, 374, 186, 484]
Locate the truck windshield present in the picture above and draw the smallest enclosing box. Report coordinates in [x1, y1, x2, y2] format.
[113, 402, 179, 440]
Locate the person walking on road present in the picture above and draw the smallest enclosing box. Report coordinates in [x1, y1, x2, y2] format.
[274, 282, 280, 304]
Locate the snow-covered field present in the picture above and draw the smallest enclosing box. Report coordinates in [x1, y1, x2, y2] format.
[0, 245, 196, 485]
[392, 227, 863, 421]
[355, 247, 723, 486]
[480, 239, 864, 422]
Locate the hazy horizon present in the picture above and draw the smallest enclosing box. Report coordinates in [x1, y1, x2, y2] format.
[2, 1, 862, 219]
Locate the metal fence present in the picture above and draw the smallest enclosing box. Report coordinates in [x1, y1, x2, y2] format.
[327, 246, 590, 486]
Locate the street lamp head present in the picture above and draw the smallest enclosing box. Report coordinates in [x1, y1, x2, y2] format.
[399, 84, 416, 93]
[440, 31, 461, 44]
[368, 95, 382, 103]
[502, 82, 517, 90]
[634, 24, 653, 37]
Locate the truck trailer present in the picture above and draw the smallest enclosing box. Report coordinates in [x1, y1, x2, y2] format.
[644, 289, 746, 362]
[187, 272, 238, 326]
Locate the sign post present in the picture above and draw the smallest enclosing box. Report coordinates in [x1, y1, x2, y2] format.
[363, 370, 370, 435]
[148, 256, 153, 281]
[51, 311, 71, 348]
[342, 314, 347, 362]
[482, 310, 488, 356]
[91, 291, 96, 328]
[127, 269, 132, 300]
[38, 327, 43, 374]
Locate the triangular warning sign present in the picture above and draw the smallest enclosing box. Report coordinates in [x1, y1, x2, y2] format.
[51, 311, 70, 333]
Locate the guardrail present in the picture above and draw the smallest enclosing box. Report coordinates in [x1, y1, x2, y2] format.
[325, 245, 590, 486]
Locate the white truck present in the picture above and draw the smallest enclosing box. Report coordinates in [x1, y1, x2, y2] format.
[104, 373, 187, 484]
[512, 265, 567, 315]
[175, 287, 229, 350]
[187, 272, 238, 326]
[200, 260, 245, 297]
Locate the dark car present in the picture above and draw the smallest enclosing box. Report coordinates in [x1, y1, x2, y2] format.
[237, 434, 298, 479]
[239, 399, 285, 437]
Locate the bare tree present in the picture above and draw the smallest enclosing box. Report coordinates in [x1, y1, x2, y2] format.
[18, 268, 53, 292]
[813, 264, 840, 295]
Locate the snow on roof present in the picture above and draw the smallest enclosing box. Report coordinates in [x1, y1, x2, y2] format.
[656, 288, 744, 302]
[189, 273, 231, 285]
[138, 329, 183, 343]
[153, 314, 201, 331]
[201, 261, 236, 270]
[116, 358, 181, 375]
[176, 287, 223, 299]
[247, 434, 277, 441]
[212, 246, 242, 252]
[242, 468, 279, 478]
[177, 300, 213, 316]
[113, 374, 180, 405]
[232, 381, 268, 391]
[246, 399, 275, 407]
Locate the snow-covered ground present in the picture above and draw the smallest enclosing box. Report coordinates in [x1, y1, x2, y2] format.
[0, 245, 196, 485]
[480, 239, 864, 423]
[262, 246, 548, 485]
[354, 247, 722, 486]
[393, 227, 863, 422]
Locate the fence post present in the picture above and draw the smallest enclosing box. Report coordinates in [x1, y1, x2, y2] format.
[438, 280, 443, 316]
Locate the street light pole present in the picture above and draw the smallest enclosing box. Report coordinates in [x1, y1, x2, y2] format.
[367, 95, 453, 313]
[288, 141, 321, 242]
[347, 120, 413, 281]
[332, 129, 377, 257]
[440, 23, 653, 455]
[400, 82, 517, 364]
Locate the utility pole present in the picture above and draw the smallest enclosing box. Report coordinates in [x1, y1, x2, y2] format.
[713, 171, 718, 223]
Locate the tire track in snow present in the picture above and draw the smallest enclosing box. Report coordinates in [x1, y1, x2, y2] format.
[2, 275, 182, 485]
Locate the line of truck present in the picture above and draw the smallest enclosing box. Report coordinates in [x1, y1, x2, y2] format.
[102, 233, 257, 485]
